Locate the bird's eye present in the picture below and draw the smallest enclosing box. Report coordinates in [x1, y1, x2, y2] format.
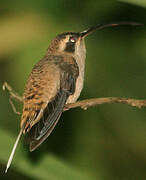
[69, 36, 76, 43]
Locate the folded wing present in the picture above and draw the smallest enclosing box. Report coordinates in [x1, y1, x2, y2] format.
[21, 55, 79, 151]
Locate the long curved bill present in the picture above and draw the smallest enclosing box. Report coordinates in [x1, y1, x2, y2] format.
[80, 21, 143, 38]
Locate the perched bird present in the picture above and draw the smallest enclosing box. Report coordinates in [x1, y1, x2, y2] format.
[5, 22, 141, 172]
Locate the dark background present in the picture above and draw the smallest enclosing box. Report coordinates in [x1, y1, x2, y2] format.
[0, 0, 146, 179]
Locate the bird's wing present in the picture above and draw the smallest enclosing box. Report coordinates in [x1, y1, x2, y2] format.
[21, 55, 79, 151]
[28, 89, 68, 151]
[21, 59, 61, 132]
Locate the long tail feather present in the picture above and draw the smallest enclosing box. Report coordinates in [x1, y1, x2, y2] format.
[5, 128, 23, 173]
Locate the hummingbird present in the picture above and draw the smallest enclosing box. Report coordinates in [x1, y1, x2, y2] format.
[5, 22, 142, 172]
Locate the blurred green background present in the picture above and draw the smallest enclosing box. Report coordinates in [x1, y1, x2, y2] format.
[0, 0, 146, 179]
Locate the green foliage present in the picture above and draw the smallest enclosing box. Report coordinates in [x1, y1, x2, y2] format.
[0, 130, 92, 180]
[0, 0, 146, 179]
[119, 0, 146, 7]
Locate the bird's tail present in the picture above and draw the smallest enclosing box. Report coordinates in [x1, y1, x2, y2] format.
[5, 127, 24, 173]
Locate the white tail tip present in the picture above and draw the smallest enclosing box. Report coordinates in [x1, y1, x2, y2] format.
[5, 128, 23, 173]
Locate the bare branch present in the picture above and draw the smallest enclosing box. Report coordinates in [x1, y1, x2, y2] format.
[3, 82, 22, 115]
[9, 96, 21, 115]
[3, 82, 146, 114]
[64, 97, 146, 111]
[3, 82, 23, 102]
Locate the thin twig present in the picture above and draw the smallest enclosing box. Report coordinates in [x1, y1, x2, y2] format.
[9, 96, 21, 115]
[3, 82, 23, 115]
[2, 82, 146, 114]
[3, 82, 23, 102]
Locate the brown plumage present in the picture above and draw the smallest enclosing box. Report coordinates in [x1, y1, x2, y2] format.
[6, 22, 141, 172]
[21, 54, 79, 151]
